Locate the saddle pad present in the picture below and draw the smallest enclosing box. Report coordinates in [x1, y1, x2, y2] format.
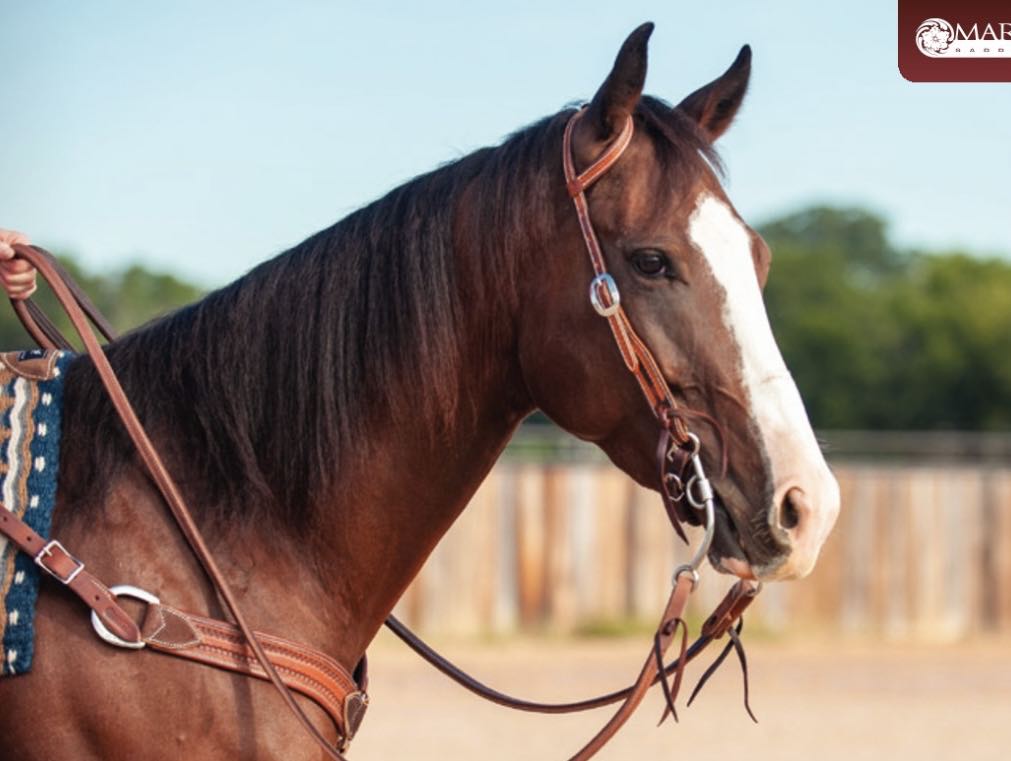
[0, 349, 74, 676]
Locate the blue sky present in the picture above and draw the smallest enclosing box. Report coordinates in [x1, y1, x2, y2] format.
[2, 1, 1009, 286]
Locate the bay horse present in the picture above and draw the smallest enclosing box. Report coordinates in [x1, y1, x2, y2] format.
[0, 23, 839, 760]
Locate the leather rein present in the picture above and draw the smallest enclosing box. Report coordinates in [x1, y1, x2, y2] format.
[0, 107, 759, 759]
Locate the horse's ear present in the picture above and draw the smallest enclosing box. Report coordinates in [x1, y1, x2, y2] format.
[584, 23, 653, 140]
[676, 45, 751, 141]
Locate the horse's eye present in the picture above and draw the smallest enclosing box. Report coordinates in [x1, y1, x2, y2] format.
[631, 250, 672, 279]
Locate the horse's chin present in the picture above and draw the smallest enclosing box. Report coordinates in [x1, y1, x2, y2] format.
[710, 555, 757, 580]
[706, 494, 757, 580]
[706, 493, 799, 581]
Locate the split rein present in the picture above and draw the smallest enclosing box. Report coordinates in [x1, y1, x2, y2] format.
[0, 108, 760, 760]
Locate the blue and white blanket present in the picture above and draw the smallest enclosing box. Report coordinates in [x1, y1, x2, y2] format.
[0, 349, 73, 676]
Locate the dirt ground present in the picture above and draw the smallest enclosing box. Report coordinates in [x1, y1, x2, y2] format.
[352, 631, 1011, 761]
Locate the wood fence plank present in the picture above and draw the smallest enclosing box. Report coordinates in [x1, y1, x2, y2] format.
[493, 465, 519, 632]
[995, 472, 1011, 630]
[543, 466, 575, 631]
[515, 465, 546, 626]
[399, 460, 1011, 639]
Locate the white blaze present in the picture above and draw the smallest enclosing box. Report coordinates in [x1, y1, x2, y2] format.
[687, 193, 839, 579]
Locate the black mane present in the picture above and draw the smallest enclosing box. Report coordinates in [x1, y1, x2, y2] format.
[59, 98, 718, 532]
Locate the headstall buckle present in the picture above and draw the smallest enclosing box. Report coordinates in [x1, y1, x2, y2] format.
[588, 273, 621, 317]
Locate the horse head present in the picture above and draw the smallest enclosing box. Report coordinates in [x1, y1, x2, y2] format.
[517, 24, 839, 581]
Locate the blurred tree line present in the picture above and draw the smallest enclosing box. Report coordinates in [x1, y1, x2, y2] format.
[0, 206, 1007, 431]
[0, 256, 203, 349]
[761, 206, 1011, 430]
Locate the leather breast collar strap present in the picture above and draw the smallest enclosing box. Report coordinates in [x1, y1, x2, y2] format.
[0, 503, 369, 750]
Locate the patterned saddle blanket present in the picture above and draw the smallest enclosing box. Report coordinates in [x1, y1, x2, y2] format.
[0, 349, 74, 676]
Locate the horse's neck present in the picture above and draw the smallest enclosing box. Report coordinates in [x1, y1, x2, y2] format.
[60, 309, 530, 672]
[55, 211, 540, 671]
[309, 332, 532, 666]
[139, 290, 534, 669]
[304, 210, 542, 665]
[317, 386, 529, 662]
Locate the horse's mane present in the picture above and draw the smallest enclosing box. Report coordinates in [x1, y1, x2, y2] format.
[59, 97, 718, 533]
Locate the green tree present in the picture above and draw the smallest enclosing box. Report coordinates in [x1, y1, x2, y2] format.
[885, 254, 1011, 428]
[761, 206, 1011, 431]
[762, 207, 899, 428]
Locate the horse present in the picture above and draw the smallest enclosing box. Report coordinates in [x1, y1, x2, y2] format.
[0, 22, 839, 760]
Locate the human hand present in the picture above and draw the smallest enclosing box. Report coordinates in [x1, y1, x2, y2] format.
[0, 229, 38, 300]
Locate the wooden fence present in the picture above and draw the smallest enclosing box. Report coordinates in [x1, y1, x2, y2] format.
[393, 432, 1011, 640]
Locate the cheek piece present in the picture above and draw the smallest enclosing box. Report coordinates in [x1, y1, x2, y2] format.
[563, 108, 713, 547]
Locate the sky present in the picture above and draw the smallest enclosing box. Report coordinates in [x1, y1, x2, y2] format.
[2, 1, 1010, 287]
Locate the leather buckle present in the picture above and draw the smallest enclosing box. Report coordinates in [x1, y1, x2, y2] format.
[589, 273, 621, 317]
[34, 539, 85, 584]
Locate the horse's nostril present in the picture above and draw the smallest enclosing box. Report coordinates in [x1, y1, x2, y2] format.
[779, 489, 801, 530]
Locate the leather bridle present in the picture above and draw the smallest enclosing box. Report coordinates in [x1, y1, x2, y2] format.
[0, 106, 760, 760]
[562, 108, 724, 543]
[564, 109, 689, 438]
